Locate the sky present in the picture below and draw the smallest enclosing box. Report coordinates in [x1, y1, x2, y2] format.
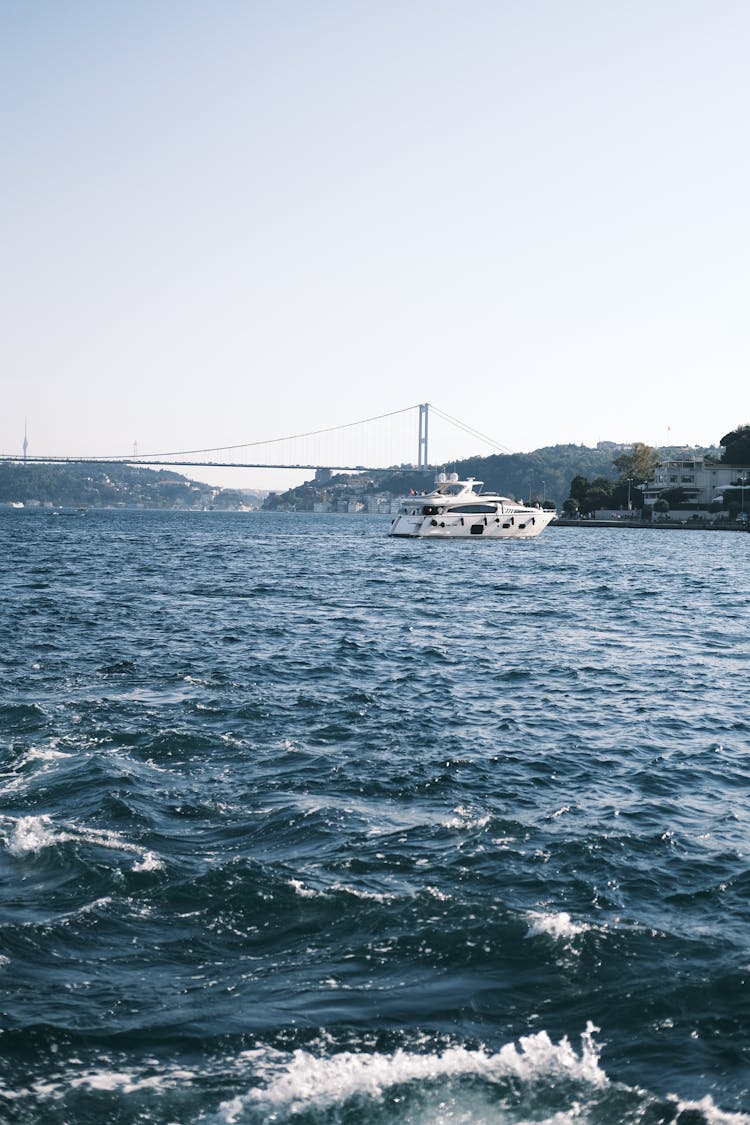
[3, 0, 749, 489]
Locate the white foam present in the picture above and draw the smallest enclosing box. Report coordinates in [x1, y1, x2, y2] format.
[443, 805, 492, 830]
[526, 910, 590, 944]
[672, 1097, 750, 1124]
[330, 882, 397, 903]
[4, 814, 163, 872]
[26, 746, 71, 762]
[552, 804, 573, 818]
[289, 878, 321, 899]
[288, 877, 399, 903]
[67, 1067, 197, 1094]
[76, 896, 112, 917]
[426, 885, 451, 901]
[7, 815, 59, 856]
[219, 1025, 606, 1122]
[132, 851, 164, 873]
[1, 743, 74, 794]
[4, 1040, 747, 1124]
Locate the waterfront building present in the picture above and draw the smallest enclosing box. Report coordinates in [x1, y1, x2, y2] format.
[642, 457, 750, 509]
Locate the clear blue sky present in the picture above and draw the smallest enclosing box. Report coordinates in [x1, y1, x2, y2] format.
[3, 1, 749, 487]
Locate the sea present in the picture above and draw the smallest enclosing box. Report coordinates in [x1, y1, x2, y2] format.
[1, 508, 749, 1125]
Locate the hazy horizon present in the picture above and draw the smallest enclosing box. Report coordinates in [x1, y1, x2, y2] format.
[4, 2, 749, 489]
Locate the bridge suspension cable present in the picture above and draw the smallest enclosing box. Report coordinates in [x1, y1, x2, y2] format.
[111, 403, 511, 464]
[77, 404, 422, 462]
[429, 405, 513, 456]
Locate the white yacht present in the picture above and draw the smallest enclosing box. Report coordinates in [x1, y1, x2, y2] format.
[388, 473, 556, 539]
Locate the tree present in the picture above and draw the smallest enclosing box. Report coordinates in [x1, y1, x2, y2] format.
[569, 475, 590, 504]
[612, 443, 659, 484]
[562, 498, 579, 516]
[720, 425, 750, 466]
[583, 477, 615, 514]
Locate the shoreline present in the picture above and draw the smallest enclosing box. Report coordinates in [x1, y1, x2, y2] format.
[552, 518, 748, 532]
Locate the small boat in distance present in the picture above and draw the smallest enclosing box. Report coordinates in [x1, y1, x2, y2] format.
[388, 473, 556, 539]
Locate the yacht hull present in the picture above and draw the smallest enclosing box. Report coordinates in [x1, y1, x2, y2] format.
[389, 510, 555, 539]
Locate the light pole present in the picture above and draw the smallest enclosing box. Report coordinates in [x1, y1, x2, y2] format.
[627, 477, 633, 512]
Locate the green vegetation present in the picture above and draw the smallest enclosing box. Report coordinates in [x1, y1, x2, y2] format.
[612, 443, 660, 484]
[262, 439, 733, 514]
[263, 445, 630, 511]
[0, 463, 263, 510]
[720, 424, 750, 466]
[263, 474, 373, 512]
[560, 426, 749, 518]
[564, 442, 660, 515]
[435, 445, 620, 507]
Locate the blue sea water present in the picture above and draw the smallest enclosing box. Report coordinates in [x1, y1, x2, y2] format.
[1, 508, 749, 1124]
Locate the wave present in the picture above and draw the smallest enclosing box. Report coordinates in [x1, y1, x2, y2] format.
[0, 1028, 747, 1125]
[2, 813, 164, 873]
[214, 1026, 749, 1125]
[3, 512, 750, 1122]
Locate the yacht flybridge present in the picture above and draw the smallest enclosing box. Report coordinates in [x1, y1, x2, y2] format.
[388, 473, 556, 539]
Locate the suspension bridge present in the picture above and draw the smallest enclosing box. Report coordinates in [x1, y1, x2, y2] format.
[1, 404, 512, 475]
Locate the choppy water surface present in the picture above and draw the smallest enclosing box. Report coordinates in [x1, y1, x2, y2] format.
[1, 509, 749, 1124]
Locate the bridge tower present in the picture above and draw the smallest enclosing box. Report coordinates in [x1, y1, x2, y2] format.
[418, 403, 429, 469]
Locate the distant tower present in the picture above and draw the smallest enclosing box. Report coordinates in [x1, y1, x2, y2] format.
[22, 418, 28, 463]
[418, 403, 429, 468]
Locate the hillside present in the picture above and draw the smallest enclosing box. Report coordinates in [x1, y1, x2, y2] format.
[437, 444, 620, 505]
[263, 443, 718, 511]
[0, 463, 266, 510]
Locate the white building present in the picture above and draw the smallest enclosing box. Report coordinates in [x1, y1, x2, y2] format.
[366, 495, 392, 514]
[642, 457, 750, 508]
